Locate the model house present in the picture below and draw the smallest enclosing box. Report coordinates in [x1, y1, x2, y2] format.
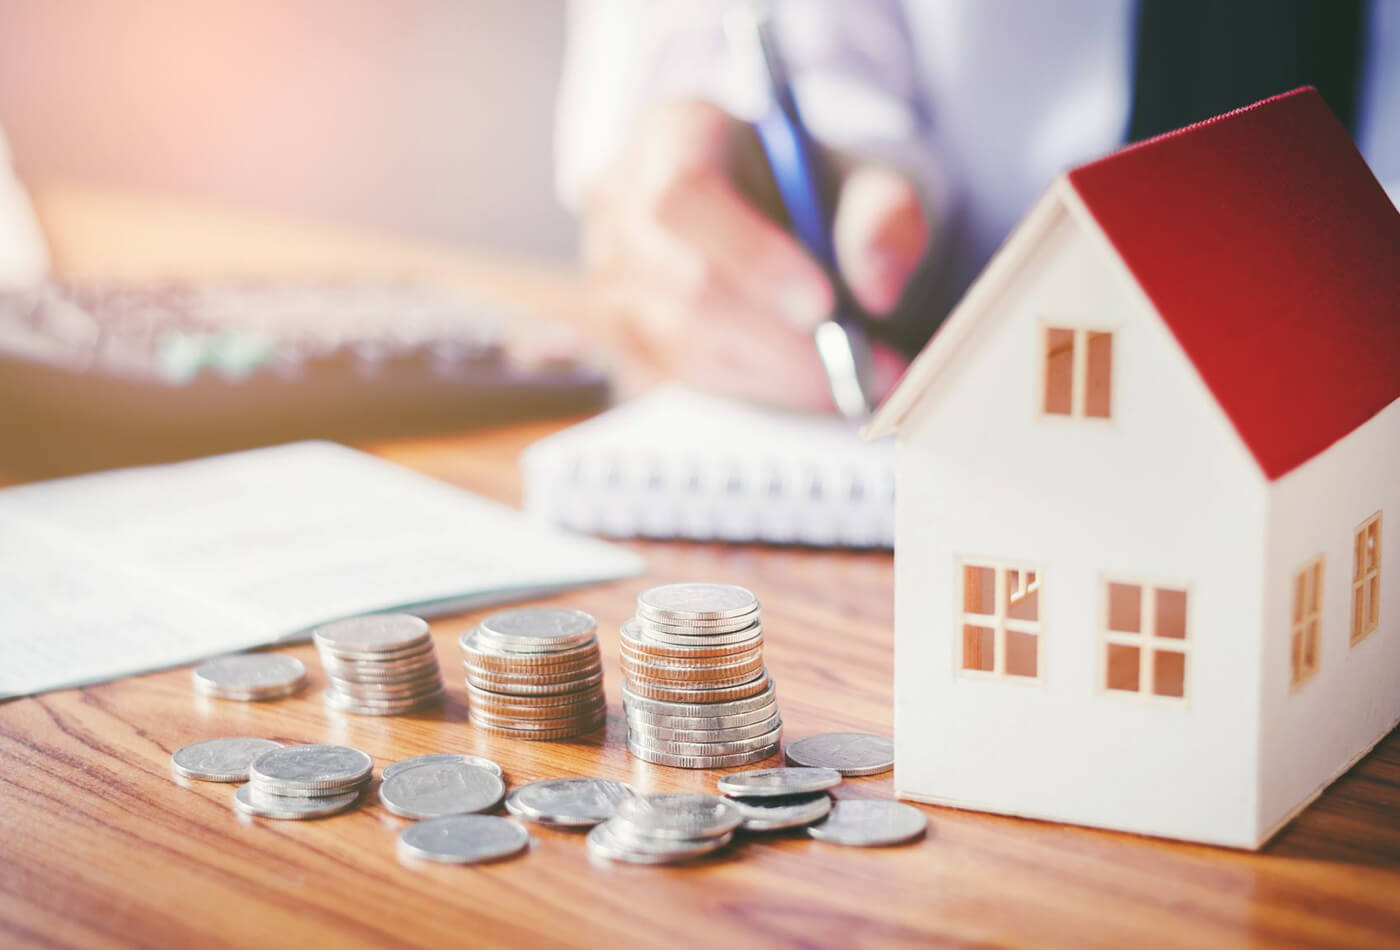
[863, 88, 1400, 848]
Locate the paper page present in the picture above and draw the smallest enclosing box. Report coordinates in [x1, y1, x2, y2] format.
[0, 441, 645, 698]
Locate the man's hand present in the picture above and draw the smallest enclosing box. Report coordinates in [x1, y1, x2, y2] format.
[582, 99, 928, 412]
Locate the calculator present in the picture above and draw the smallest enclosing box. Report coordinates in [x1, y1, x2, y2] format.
[0, 279, 609, 476]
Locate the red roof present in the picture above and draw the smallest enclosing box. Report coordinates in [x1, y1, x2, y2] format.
[1067, 88, 1400, 480]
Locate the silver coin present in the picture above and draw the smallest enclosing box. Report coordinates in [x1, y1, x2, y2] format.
[587, 819, 733, 865]
[330, 675, 445, 697]
[192, 654, 306, 695]
[248, 744, 374, 791]
[627, 724, 782, 758]
[784, 733, 894, 776]
[319, 641, 437, 664]
[324, 687, 446, 715]
[233, 783, 360, 820]
[378, 761, 506, 820]
[171, 737, 283, 783]
[716, 766, 842, 798]
[397, 814, 530, 865]
[612, 793, 742, 840]
[461, 631, 600, 664]
[625, 713, 782, 744]
[383, 754, 503, 782]
[321, 654, 441, 679]
[619, 680, 776, 718]
[626, 740, 780, 770]
[806, 799, 927, 846]
[636, 583, 758, 620]
[620, 621, 763, 658]
[729, 792, 833, 832]
[475, 607, 597, 649]
[624, 702, 779, 731]
[504, 778, 637, 827]
[635, 615, 761, 636]
[193, 682, 305, 702]
[313, 613, 430, 654]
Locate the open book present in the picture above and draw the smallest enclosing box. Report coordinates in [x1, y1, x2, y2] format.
[0, 441, 644, 698]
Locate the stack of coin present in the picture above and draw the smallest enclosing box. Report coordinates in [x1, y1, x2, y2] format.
[587, 793, 741, 865]
[314, 613, 445, 715]
[235, 743, 372, 820]
[459, 607, 606, 739]
[621, 583, 781, 767]
[192, 653, 306, 701]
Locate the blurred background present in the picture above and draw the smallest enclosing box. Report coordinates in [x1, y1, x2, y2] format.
[0, 0, 576, 259]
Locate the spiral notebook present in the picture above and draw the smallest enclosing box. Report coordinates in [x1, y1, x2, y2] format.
[521, 386, 894, 548]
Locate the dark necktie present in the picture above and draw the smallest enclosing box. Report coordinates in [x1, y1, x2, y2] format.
[1128, 0, 1366, 141]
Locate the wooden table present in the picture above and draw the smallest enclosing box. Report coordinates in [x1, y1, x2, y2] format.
[2, 187, 1398, 949]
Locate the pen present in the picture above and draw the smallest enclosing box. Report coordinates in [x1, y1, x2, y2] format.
[725, 2, 875, 420]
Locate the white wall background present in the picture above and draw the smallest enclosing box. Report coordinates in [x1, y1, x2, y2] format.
[0, 0, 577, 259]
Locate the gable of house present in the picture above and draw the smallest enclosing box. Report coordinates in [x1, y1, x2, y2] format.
[870, 88, 1400, 483]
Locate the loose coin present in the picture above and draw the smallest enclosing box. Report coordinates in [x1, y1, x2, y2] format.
[233, 783, 360, 820]
[505, 778, 637, 827]
[313, 613, 431, 653]
[806, 799, 927, 846]
[192, 654, 306, 700]
[586, 819, 733, 865]
[397, 814, 530, 865]
[248, 744, 374, 792]
[612, 793, 743, 840]
[378, 761, 506, 820]
[716, 766, 842, 798]
[784, 733, 894, 777]
[383, 754, 503, 782]
[729, 792, 833, 832]
[171, 737, 284, 783]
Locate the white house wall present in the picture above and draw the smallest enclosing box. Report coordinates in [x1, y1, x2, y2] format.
[1258, 397, 1400, 842]
[893, 197, 1269, 846]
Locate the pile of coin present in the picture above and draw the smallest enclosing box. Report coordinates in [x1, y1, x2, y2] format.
[716, 766, 841, 833]
[587, 793, 741, 864]
[192, 653, 306, 701]
[236, 743, 373, 820]
[314, 613, 446, 715]
[621, 583, 781, 767]
[459, 607, 606, 739]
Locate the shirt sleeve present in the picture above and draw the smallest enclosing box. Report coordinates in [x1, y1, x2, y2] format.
[554, 0, 949, 223]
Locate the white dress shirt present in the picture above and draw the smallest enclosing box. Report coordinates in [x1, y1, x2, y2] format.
[556, 0, 1400, 296]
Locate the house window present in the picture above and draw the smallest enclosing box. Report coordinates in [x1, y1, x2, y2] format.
[1352, 512, 1382, 644]
[1102, 580, 1188, 699]
[1043, 326, 1112, 419]
[959, 561, 1041, 679]
[1291, 557, 1323, 688]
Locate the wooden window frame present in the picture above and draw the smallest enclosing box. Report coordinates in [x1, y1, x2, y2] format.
[1099, 578, 1190, 701]
[1290, 556, 1324, 689]
[1351, 511, 1382, 645]
[957, 559, 1043, 683]
[1039, 324, 1114, 421]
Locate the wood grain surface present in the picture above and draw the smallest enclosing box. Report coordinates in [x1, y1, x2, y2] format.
[1, 187, 1397, 949]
